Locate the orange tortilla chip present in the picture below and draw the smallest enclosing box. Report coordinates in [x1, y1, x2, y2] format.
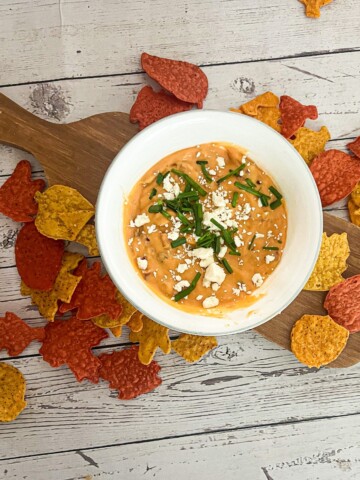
[127, 311, 143, 332]
[35, 185, 95, 241]
[348, 199, 360, 227]
[172, 334, 218, 362]
[291, 314, 349, 368]
[231, 92, 280, 132]
[110, 326, 123, 338]
[21, 252, 84, 321]
[75, 224, 99, 256]
[300, 0, 333, 18]
[92, 291, 137, 329]
[129, 315, 171, 365]
[0, 363, 27, 422]
[290, 126, 330, 165]
[351, 182, 360, 208]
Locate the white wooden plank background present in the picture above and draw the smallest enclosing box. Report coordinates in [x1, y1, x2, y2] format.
[1, 0, 360, 479]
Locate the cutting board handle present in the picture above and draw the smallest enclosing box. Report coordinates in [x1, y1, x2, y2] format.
[0, 93, 51, 155]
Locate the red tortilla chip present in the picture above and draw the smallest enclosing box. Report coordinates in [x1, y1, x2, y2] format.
[0, 312, 45, 356]
[99, 346, 162, 400]
[15, 223, 64, 291]
[324, 275, 360, 333]
[130, 86, 193, 130]
[59, 260, 122, 320]
[348, 137, 360, 158]
[310, 149, 360, 207]
[39, 315, 108, 382]
[141, 52, 208, 107]
[0, 160, 45, 222]
[279, 95, 318, 138]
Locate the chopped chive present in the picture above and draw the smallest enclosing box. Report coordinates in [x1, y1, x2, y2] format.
[178, 191, 199, 200]
[171, 237, 186, 248]
[221, 230, 236, 249]
[156, 173, 164, 185]
[164, 200, 178, 213]
[215, 236, 221, 254]
[196, 160, 208, 165]
[263, 246, 279, 251]
[171, 169, 207, 196]
[148, 204, 162, 213]
[184, 183, 192, 193]
[231, 192, 239, 208]
[248, 234, 256, 250]
[199, 164, 213, 183]
[234, 182, 262, 198]
[149, 188, 157, 200]
[245, 178, 256, 188]
[210, 218, 225, 230]
[269, 186, 283, 200]
[229, 249, 240, 256]
[180, 225, 193, 233]
[260, 195, 269, 207]
[193, 203, 203, 236]
[160, 210, 171, 219]
[222, 258, 233, 274]
[177, 211, 190, 226]
[270, 199, 282, 210]
[217, 164, 246, 184]
[174, 272, 201, 302]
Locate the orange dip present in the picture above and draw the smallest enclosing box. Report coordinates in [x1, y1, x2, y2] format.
[124, 143, 287, 313]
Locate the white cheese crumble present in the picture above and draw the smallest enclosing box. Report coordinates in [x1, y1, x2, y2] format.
[200, 256, 215, 268]
[137, 257, 148, 270]
[168, 231, 179, 241]
[196, 295, 203, 301]
[203, 296, 219, 309]
[218, 245, 227, 259]
[147, 225, 157, 234]
[204, 263, 226, 286]
[234, 236, 244, 248]
[174, 280, 190, 292]
[163, 175, 180, 200]
[216, 156, 225, 168]
[177, 263, 189, 274]
[212, 192, 226, 207]
[128, 238, 133, 246]
[212, 283, 220, 292]
[209, 169, 217, 176]
[131, 213, 150, 227]
[252, 273, 264, 287]
[265, 255, 276, 264]
[190, 247, 214, 260]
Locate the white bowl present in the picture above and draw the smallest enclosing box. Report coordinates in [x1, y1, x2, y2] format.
[96, 110, 322, 336]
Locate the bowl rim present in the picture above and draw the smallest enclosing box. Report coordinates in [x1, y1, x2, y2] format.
[96, 109, 323, 336]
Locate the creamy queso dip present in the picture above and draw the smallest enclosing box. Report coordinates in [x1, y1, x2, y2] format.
[124, 143, 287, 313]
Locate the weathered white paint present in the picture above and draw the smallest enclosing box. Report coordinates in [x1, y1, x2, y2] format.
[1, 415, 359, 480]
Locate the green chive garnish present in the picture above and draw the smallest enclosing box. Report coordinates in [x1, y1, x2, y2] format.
[260, 195, 269, 207]
[215, 236, 221, 254]
[156, 173, 163, 185]
[148, 204, 162, 213]
[270, 199, 282, 210]
[193, 203, 203, 236]
[234, 182, 263, 198]
[269, 186, 283, 200]
[178, 191, 199, 200]
[248, 234, 256, 250]
[210, 218, 225, 230]
[197, 162, 213, 183]
[171, 237, 186, 248]
[263, 246, 279, 251]
[221, 230, 236, 249]
[217, 164, 246, 184]
[171, 169, 207, 197]
[196, 160, 208, 165]
[177, 212, 190, 226]
[180, 225, 193, 233]
[222, 258, 233, 274]
[245, 178, 256, 188]
[231, 192, 239, 208]
[161, 210, 171, 219]
[174, 272, 201, 302]
[229, 250, 240, 256]
[149, 188, 157, 200]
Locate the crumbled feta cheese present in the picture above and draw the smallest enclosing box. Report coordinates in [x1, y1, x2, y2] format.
[203, 280, 211, 288]
[234, 236, 244, 248]
[258, 198, 263, 208]
[203, 296, 219, 309]
[265, 255, 276, 264]
[137, 257, 148, 270]
[212, 283, 220, 292]
[147, 225, 157, 234]
[204, 263, 226, 286]
[196, 295, 203, 301]
[128, 238, 134, 246]
[252, 273, 264, 287]
[190, 247, 214, 260]
[241, 155, 247, 163]
[216, 156, 225, 168]
[243, 203, 251, 215]
[196, 151, 201, 158]
[163, 175, 180, 199]
[177, 263, 189, 274]
[212, 192, 226, 207]
[174, 280, 190, 292]
[209, 169, 217, 176]
[185, 259, 192, 265]
[200, 256, 215, 268]
[131, 214, 150, 227]
[218, 245, 227, 258]
[168, 231, 179, 241]
[255, 233, 264, 238]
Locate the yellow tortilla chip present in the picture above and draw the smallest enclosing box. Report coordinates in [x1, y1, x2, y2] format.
[127, 311, 143, 332]
[110, 326, 123, 338]
[35, 185, 95, 241]
[75, 224, 99, 256]
[304, 233, 350, 291]
[92, 291, 137, 329]
[231, 92, 280, 132]
[351, 182, 360, 208]
[0, 363, 27, 422]
[129, 315, 171, 365]
[300, 0, 333, 18]
[290, 126, 330, 165]
[348, 199, 360, 226]
[291, 315, 348, 368]
[172, 334, 218, 362]
[21, 252, 84, 321]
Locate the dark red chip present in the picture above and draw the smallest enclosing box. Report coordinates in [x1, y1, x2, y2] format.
[0, 312, 45, 356]
[99, 346, 162, 400]
[15, 222, 64, 291]
[310, 149, 360, 207]
[141, 52, 208, 107]
[59, 260, 122, 320]
[39, 315, 108, 383]
[348, 137, 360, 158]
[279, 95, 318, 138]
[0, 160, 46, 222]
[324, 275, 360, 333]
[130, 86, 193, 130]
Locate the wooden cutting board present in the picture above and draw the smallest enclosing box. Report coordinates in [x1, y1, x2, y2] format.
[0, 93, 359, 368]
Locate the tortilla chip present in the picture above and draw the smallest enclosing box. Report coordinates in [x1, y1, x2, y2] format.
[110, 326, 123, 338]
[0, 312, 45, 356]
[129, 316, 171, 365]
[304, 233, 350, 291]
[21, 252, 84, 321]
[348, 199, 360, 227]
[0, 363, 27, 422]
[75, 224, 99, 256]
[92, 291, 137, 329]
[348, 136, 360, 158]
[350, 182, 360, 208]
[172, 334, 218, 362]
[231, 92, 281, 132]
[291, 314, 349, 368]
[127, 311, 143, 332]
[290, 126, 330, 165]
[300, 0, 333, 18]
[35, 185, 94, 241]
[279, 95, 318, 138]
